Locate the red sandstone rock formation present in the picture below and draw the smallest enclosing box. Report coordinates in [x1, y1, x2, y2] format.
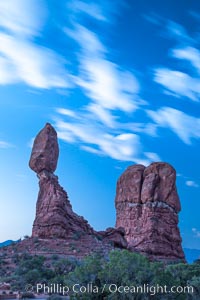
[30, 123, 126, 249]
[30, 123, 94, 238]
[98, 227, 127, 248]
[29, 123, 59, 174]
[115, 162, 185, 261]
[30, 123, 184, 260]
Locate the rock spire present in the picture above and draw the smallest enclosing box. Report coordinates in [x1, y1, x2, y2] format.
[29, 123, 94, 238]
[115, 162, 185, 261]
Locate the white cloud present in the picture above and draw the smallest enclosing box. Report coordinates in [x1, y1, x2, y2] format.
[65, 25, 106, 56]
[172, 46, 200, 74]
[80, 145, 103, 155]
[154, 68, 200, 102]
[77, 58, 140, 112]
[55, 118, 141, 162]
[0, 33, 71, 88]
[0, 0, 71, 89]
[66, 25, 142, 113]
[68, 0, 125, 24]
[186, 180, 199, 188]
[166, 20, 193, 43]
[87, 103, 117, 128]
[56, 108, 77, 118]
[147, 107, 200, 144]
[0, 141, 14, 149]
[116, 122, 158, 137]
[60, 7, 156, 164]
[144, 152, 161, 162]
[27, 138, 34, 149]
[50, 3, 161, 165]
[153, 21, 200, 103]
[0, 56, 17, 84]
[68, 0, 107, 22]
[0, 0, 47, 38]
[54, 108, 159, 165]
[192, 228, 200, 238]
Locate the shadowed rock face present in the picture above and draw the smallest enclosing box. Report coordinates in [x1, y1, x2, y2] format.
[30, 123, 126, 249]
[115, 162, 185, 261]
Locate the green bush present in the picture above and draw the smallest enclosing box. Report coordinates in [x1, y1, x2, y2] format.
[1, 250, 199, 300]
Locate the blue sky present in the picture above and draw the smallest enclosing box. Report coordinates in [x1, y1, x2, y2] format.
[0, 0, 200, 250]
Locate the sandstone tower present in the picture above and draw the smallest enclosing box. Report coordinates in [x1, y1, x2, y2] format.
[115, 163, 185, 261]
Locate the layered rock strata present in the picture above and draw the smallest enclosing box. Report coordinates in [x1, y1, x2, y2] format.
[30, 123, 126, 249]
[115, 163, 185, 261]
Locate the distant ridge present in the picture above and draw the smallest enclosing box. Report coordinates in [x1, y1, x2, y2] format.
[0, 239, 20, 248]
[184, 248, 200, 263]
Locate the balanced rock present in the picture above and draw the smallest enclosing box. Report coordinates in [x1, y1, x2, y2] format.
[29, 123, 59, 174]
[30, 123, 94, 238]
[30, 123, 127, 249]
[115, 162, 185, 261]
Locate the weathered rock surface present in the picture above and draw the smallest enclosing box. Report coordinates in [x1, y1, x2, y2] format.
[32, 170, 94, 238]
[30, 123, 126, 250]
[98, 227, 127, 249]
[29, 123, 59, 173]
[115, 162, 185, 261]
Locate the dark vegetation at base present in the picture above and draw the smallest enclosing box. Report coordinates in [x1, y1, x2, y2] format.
[0, 250, 200, 299]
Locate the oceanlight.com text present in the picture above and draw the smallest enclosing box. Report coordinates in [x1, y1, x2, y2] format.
[25, 282, 194, 296]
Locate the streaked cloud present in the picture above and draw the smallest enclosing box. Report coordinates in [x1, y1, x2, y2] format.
[192, 228, 200, 238]
[66, 25, 107, 55]
[54, 108, 160, 165]
[153, 20, 200, 103]
[66, 25, 142, 113]
[166, 20, 193, 43]
[0, 0, 47, 37]
[0, 141, 14, 149]
[0, 0, 71, 89]
[172, 46, 200, 74]
[147, 107, 200, 144]
[186, 181, 199, 188]
[55, 118, 141, 162]
[144, 152, 160, 162]
[0, 33, 71, 88]
[53, 3, 161, 164]
[142, 12, 163, 26]
[77, 57, 141, 112]
[55, 118, 149, 165]
[68, 0, 107, 22]
[68, 0, 126, 24]
[0, 56, 16, 84]
[154, 68, 200, 102]
[87, 103, 117, 128]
